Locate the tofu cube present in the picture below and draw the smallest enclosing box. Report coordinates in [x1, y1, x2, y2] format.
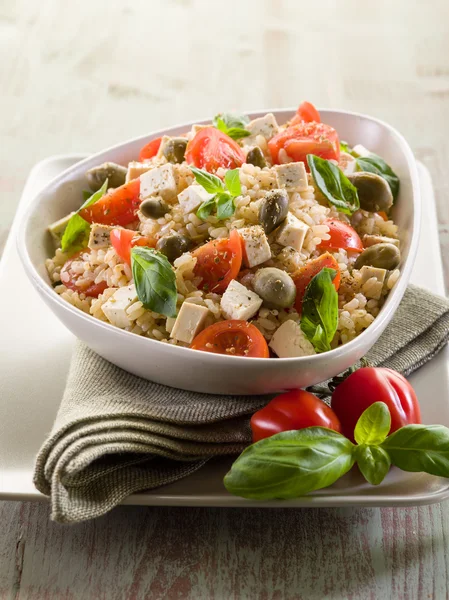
[88, 224, 114, 250]
[239, 225, 272, 268]
[101, 284, 138, 329]
[170, 302, 209, 344]
[275, 213, 309, 252]
[339, 152, 357, 176]
[269, 320, 316, 358]
[177, 184, 215, 214]
[48, 212, 75, 247]
[359, 265, 387, 299]
[274, 162, 308, 192]
[140, 164, 177, 201]
[126, 161, 153, 182]
[220, 280, 263, 321]
[246, 113, 279, 141]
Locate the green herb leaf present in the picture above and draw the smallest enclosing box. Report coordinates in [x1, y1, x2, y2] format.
[190, 167, 224, 194]
[193, 166, 240, 221]
[355, 154, 400, 202]
[196, 196, 217, 221]
[340, 140, 351, 153]
[381, 425, 449, 477]
[216, 193, 235, 220]
[213, 113, 250, 139]
[300, 267, 339, 353]
[131, 247, 177, 318]
[354, 402, 391, 446]
[223, 428, 355, 500]
[224, 168, 241, 197]
[355, 445, 391, 485]
[307, 154, 360, 215]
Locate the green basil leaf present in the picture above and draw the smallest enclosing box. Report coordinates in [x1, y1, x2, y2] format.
[131, 247, 177, 318]
[213, 113, 250, 139]
[300, 268, 339, 353]
[340, 141, 351, 153]
[216, 192, 235, 220]
[190, 167, 224, 194]
[224, 168, 241, 197]
[196, 196, 217, 221]
[354, 402, 391, 446]
[355, 445, 391, 485]
[223, 428, 355, 500]
[381, 425, 449, 477]
[355, 154, 400, 202]
[307, 154, 359, 215]
[224, 126, 252, 140]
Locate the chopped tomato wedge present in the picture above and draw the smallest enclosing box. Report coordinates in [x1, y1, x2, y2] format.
[139, 137, 162, 161]
[290, 101, 321, 126]
[80, 179, 141, 227]
[60, 250, 108, 298]
[191, 320, 269, 358]
[292, 252, 341, 314]
[185, 127, 245, 172]
[268, 122, 340, 166]
[110, 228, 154, 264]
[192, 229, 242, 294]
[318, 219, 363, 253]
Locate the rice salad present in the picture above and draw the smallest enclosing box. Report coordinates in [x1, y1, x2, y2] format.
[46, 102, 401, 359]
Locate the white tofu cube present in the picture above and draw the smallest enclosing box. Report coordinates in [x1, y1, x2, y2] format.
[177, 184, 215, 214]
[140, 164, 177, 201]
[274, 162, 308, 192]
[126, 161, 153, 182]
[220, 280, 263, 321]
[170, 302, 209, 344]
[360, 266, 387, 300]
[88, 224, 115, 250]
[239, 225, 272, 268]
[339, 152, 357, 176]
[165, 317, 177, 334]
[275, 213, 309, 252]
[246, 113, 279, 141]
[101, 284, 138, 329]
[269, 320, 316, 358]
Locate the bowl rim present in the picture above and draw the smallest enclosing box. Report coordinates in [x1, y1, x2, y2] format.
[17, 107, 421, 365]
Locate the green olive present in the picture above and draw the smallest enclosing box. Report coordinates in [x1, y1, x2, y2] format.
[348, 172, 393, 213]
[246, 147, 267, 169]
[140, 198, 170, 219]
[253, 267, 296, 309]
[86, 162, 127, 191]
[163, 138, 188, 164]
[156, 234, 193, 263]
[354, 243, 401, 270]
[259, 189, 289, 234]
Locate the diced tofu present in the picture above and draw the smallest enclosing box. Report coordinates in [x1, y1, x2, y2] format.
[352, 144, 371, 158]
[126, 161, 153, 182]
[246, 113, 279, 141]
[239, 225, 272, 268]
[140, 163, 177, 201]
[88, 224, 115, 250]
[220, 279, 263, 321]
[177, 184, 214, 214]
[275, 213, 309, 252]
[165, 317, 177, 334]
[48, 212, 75, 246]
[359, 265, 387, 299]
[363, 234, 400, 248]
[269, 320, 316, 358]
[101, 285, 138, 329]
[276, 246, 302, 273]
[339, 151, 357, 176]
[170, 302, 209, 344]
[274, 162, 308, 192]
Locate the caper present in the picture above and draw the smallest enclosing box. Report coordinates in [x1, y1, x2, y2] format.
[156, 234, 193, 263]
[140, 198, 170, 219]
[259, 189, 289, 234]
[348, 172, 393, 213]
[86, 162, 127, 191]
[246, 147, 267, 169]
[253, 267, 296, 309]
[354, 243, 401, 270]
[163, 138, 188, 164]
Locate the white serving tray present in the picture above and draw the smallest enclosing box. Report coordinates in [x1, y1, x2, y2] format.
[1, 156, 448, 507]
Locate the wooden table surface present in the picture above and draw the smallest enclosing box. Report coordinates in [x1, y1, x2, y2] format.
[1, 1, 449, 598]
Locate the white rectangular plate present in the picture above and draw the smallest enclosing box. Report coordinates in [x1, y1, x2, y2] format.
[1, 156, 448, 507]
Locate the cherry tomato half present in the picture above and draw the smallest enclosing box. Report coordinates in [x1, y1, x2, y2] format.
[268, 122, 340, 166]
[318, 219, 364, 253]
[290, 101, 321, 126]
[60, 250, 108, 298]
[139, 137, 162, 161]
[191, 320, 269, 358]
[80, 179, 141, 227]
[251, 389, 342, 442]
[292, 252, 341, 314]
[192, 229, 242, 294]
[110, 228, 154, 264]
[185, 127, 245, 172]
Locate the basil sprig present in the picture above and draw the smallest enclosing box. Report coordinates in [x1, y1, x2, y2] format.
[307, 154, 359, 215]
[131, 247, 177, 317]
[300, 268, 339, 353]
[355, 154, 400, 202]
[213, 112, 250, 140]
[191, 166, 242, 221]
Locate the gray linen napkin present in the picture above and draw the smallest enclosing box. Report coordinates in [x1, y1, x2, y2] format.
[34, 284, 449, 523]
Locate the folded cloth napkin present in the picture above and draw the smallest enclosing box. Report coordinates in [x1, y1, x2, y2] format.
[34, 284, 449, 523]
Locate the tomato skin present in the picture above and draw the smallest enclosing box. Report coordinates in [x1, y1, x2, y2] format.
[185, 127, 245, 171]
[251, 389, 342, 442]
[80, 179, 141, 227]
[139, 137, 162, 161]
[377, 211, 388, 221]
[292, 252, 341, 314]
[318, 219, 364, 253]
[191, 320, 269, 358]
[192, 229, 243, 294]
[110, 228, 154, 264]
[290, 101, 321, 125]
[268, 122, 340, 166]
[331, 367, 421, 443]
[60, 250, 108, 298]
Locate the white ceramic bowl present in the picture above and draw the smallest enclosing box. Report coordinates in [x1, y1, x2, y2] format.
[17, 109, 421, 395]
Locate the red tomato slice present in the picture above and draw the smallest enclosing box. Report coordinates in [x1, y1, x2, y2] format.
[60, 250, 108, 298]
[110, 228, 154, 264]
[292, 252, 341, 314]
[185, 127, 245, 172]
[290, 101, 321, 125]
[192, 229, 243, 294]
[318, 219, 364, 253]
[268, 122, 340, 166]
[139, 137, 162, 161]
[191, 320, 269, 358]
[80, 179, 141, 227]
